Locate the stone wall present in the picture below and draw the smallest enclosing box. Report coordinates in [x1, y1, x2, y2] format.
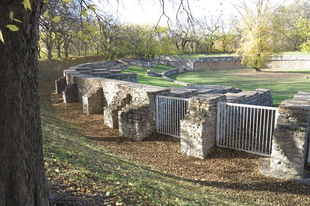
[267, 56, 310, 69]
[57, 60, 171, 140]
[119, 57, 156, 68]
[193, 55, 310, 71]
[119, 105, 153, 142]
[180, 94, 226, 159]
[261, 92, 310, 181]
[147, 70, 162, 77]
[225, 89, 273, 106]
[180, 88, 274, 159]
[154, 55, 194, 70]
[194, 56, 246, 70]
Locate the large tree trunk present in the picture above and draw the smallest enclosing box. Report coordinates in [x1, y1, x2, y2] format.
[0, 0, 50, 205]
[57, 41, 62, 58]
[64, 41, 70, 58]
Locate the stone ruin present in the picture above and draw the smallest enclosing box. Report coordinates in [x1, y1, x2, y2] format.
[261, 92, 310, 182]
[55, 56, 309, 183]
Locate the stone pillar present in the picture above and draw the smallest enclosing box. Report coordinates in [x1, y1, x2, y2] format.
[270, 128, 308, 176]
[118, 105, 153, 142]
[104, 107, 119, 129]
[82, 88, 103, 115]
[55, 76, 66, 94]
[62, 84, 79, 103]
[261, 93, 310, 181]
[180, 94, 226, 159]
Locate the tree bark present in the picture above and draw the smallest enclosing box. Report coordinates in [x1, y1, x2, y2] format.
[0, 0, 50, 205]
[47, 37, 53, 60]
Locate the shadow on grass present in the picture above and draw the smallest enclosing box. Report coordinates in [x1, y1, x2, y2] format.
[87, 132, 181, 143]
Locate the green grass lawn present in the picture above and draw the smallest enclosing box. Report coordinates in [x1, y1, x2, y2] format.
[123, 64, 185, 88]
[169, 68, 310, 106]
[124, 63, 310, 107]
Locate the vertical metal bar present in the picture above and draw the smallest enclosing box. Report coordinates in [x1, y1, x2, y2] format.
[242, 106, 246, 150]
[241, 106, 244, 150]
[160, 97, 162, 134]
[225, 105, 233, 146]
[164, 98, 166, 134]
[176, 99, 178, 136]
[262, 109, 266, 154]
[249, 107, 252, 151]
[230, 105, 233, 148]
[172, 99, 175, 136]
[217, 102, 219, 145]
[245, 107, 249, 150]
[223, 103, 226, 146]
[227, 104, 229, 147]
[169, 98, 171, 135]
[232, 105, 235, 148]
[161, 97, 163, 134]
[156, 96, 159, 133]
[234, 105, 237, 148]
[239, 106, 242, 149]
[259, 108, 263, 153]
[253, 109, 258, 151]
[235, 106, 238, 148]
[265, 109, 270, 154]
[176, 99, 179, 136]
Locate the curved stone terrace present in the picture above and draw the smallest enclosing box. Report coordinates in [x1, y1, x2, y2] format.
[56, 56, 273, 141]
[55, 55, 310, 182]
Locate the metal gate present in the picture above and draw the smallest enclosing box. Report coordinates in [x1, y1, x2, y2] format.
[217, 102, 279, 156]
[156, 95, 189, 137]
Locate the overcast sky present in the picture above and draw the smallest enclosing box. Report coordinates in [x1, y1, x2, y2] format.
[95, 0, 295, 25]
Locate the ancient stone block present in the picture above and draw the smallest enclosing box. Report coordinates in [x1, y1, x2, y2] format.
[180, 94, 226, 159]
[62, 84, 79, 103]
[82, 87, 103, 115]
[55, 76, 67, 94]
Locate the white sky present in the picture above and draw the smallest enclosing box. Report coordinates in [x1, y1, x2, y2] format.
[95, 0, 295, 25]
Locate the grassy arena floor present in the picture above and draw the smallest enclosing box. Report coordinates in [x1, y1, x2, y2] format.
[39, 57, 310, 205]
[171, 51, 310, 60]
[170, 68, 310, 106]
[123, 64, 185, 88]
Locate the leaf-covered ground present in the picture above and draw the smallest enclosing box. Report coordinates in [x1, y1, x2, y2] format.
[39, 57, 310, 205]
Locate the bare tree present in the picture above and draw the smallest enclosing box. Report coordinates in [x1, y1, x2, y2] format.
[198, 15, 222, 53]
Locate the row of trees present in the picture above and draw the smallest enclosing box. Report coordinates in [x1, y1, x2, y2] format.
[39, 0, 310, 64]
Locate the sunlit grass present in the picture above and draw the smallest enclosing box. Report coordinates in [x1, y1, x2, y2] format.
[123, 64, 185, 88]
[170, 51, 310, 60]
[169, 68, 310, 106]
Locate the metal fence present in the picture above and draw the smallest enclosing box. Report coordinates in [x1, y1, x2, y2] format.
[217, 102, 279, 156]
[156, 95, 189, 138]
